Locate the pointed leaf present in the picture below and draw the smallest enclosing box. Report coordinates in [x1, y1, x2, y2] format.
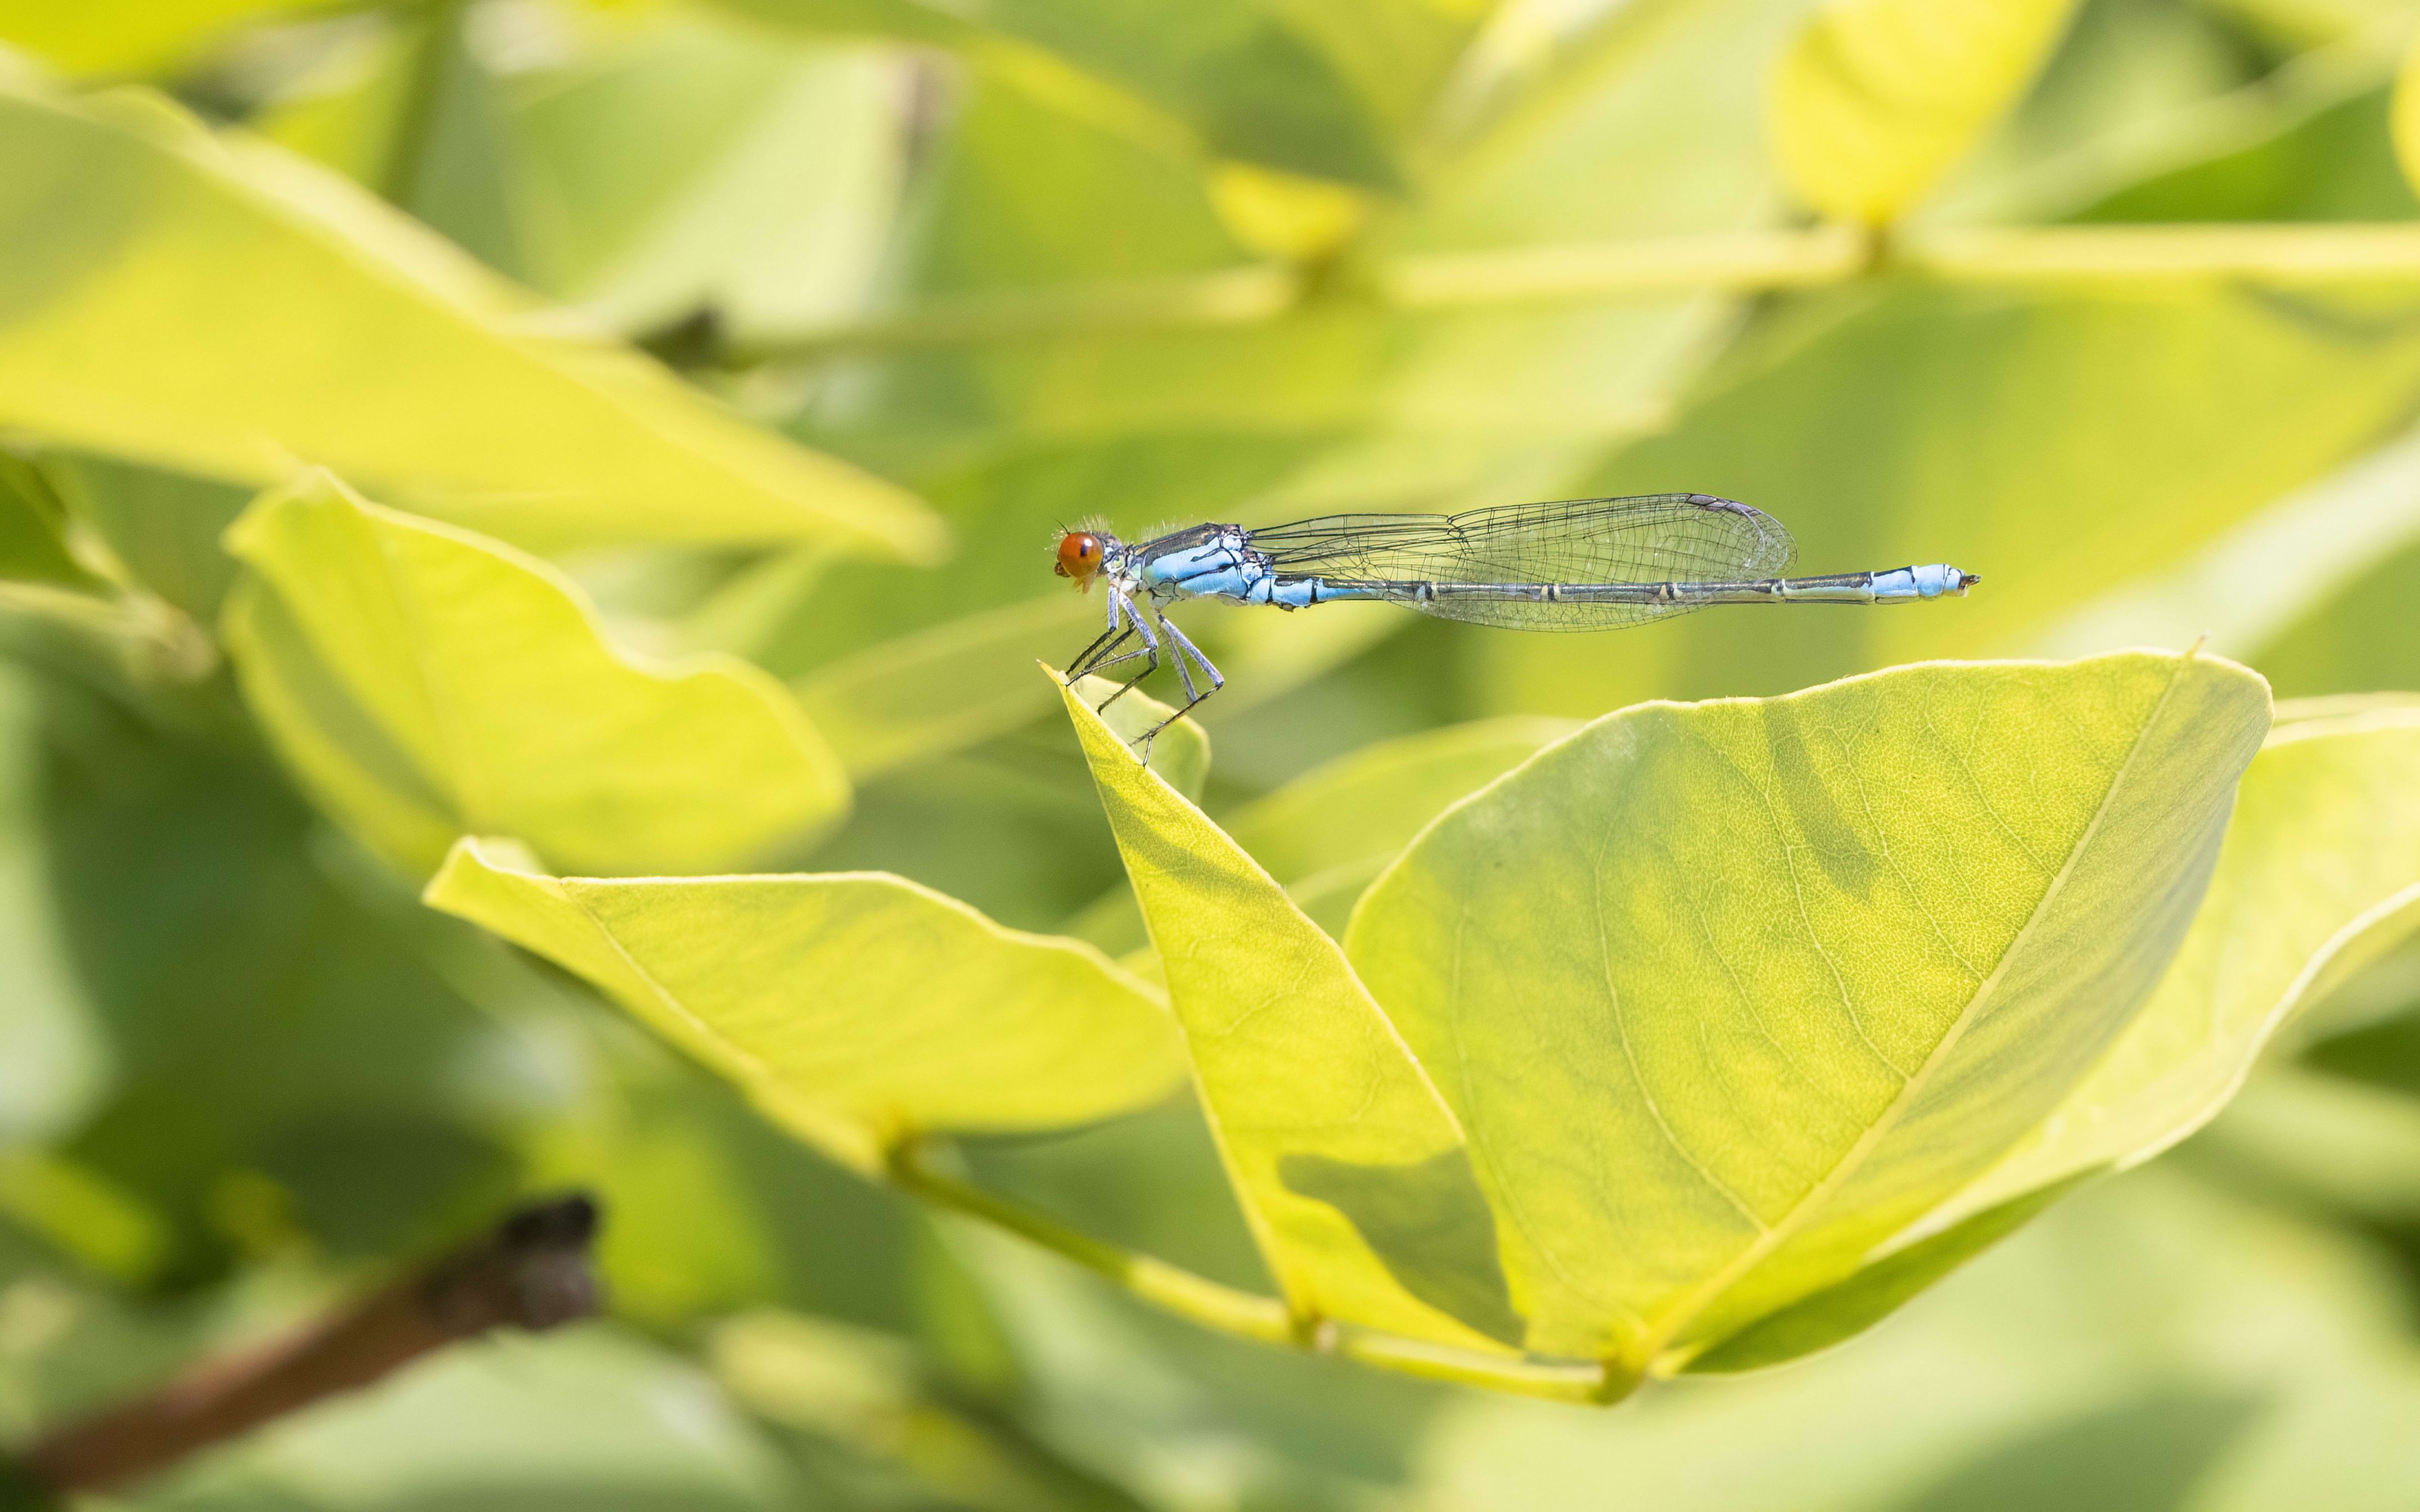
[1772, 0, 2085, 223]
[1058, 672, 1519, 1350]
[1348, 652, 2270, 1366]
[426, 837, 1187, 1173]
[0, 75, 941, 557]
[223, 474, 849, 876]
[1930, 704, 2420, 1227]
[1070, 715, 1578, 953]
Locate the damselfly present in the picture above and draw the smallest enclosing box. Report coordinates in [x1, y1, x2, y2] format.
[1055, 493, 1976, 749]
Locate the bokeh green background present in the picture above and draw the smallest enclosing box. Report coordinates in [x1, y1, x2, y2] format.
[5, 0, 2420, 1505]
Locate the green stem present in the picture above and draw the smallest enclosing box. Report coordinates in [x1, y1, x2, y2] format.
[885, 1143, 1621, 1405]
[381, 0, 472, 213]
[734, 222, 2420, 362]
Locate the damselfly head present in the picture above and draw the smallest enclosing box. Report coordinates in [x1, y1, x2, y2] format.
[1054, 529, 1109, 590]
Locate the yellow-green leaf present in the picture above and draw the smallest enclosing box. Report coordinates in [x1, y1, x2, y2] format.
[1348, 651, 2270, 1368]
[0, 0, 330, 76]
[222, 474, 849, 876]
[0, 450, 97, 589]
[0, 74, 942, 557]
[1074, 671, 1212, 805]
[2396, 31, 2420, 200]
[1070, 715, 1578, 953]
[424, 838, 1185, 1174]
[795, 596, 1100, 779]
[1930, 703, 2420, 1228]
[1058, 672, 1520, 1351]
[1771, 0, 2085, 224]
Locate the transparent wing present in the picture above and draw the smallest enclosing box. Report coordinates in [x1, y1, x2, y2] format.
[1245, 493, 1796, 631]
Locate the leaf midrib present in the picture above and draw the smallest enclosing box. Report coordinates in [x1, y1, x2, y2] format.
[1624, 656, 2197, 1370]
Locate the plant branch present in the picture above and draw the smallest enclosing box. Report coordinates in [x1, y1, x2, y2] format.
[885, 1143, 1621, 1405]
[733, 222, 2420, 362]
[19, 1193, 603, 1497]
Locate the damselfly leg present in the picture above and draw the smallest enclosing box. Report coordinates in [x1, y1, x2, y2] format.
[1132, 615, 1223, 754]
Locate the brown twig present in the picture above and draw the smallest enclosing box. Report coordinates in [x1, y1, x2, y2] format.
[20, 1192, 603, 1496]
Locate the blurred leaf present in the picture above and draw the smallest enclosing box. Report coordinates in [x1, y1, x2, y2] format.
[0, 0, 333, 76]
[0, 453, 96, 590]
[2303, 955, 2420, 1084]
[143, 1325, 809, 1511]
[1418, 1167, 2420, 1510]
[510, 19, 913, 342]
[1059, 674, 1518, 1353]
[796, 595, 1099, 778]
[1685, 1171, 2096, 1374]
[1938, 703, 2420, 1227]
[0, 73, 941, 557]
[1349, 651, 2270, 1366]
[0, 1147, 167, 1284]
[2195, 1063, 2420, 1223]
[526, 1045, 923, 1332]
[946, 1217, 1453, 1509]
[424, 835, 1187, 1174]
[31, 672, 510, 1272]
[36, 452, 254, 619]
[223, 474, 850, 876]
[712, 1309, 1153, 1512]
[2256, 527, 2420, 699]
[799, 733, 1129, 932]
[707, 0, 1478, 187]
[1499, 280, 2420, 720]
[1772, 0, 2086, 223]
[0, 668, 102, 1146]
[2073, 85, 2420, 223]
[799, 0, 1800, 505]
[1874, 1387, 2264, 1512]
[266, 0, 527, 278]
[2031, 417, 2420, 667]
[1224, 713, 1573, 886]
[2394, 24, 2420, 196]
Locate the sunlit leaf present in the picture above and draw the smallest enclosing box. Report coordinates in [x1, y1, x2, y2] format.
[0, 74, 942, 557]
[1071, 714, 1576, 952]
[1927, 703, 2420, 1228]
[1771, 0, 2085, 223]
[424, 835, 1187, 1174]
[1074, 670, 1213, 805]
[1060, 672, 1520, 1351]
[0, 0, 331, 76]
[222, 474, 850, 876]
[1348, 651, 2270, 1367]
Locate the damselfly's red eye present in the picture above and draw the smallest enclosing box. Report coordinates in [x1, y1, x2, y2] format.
[1055, 531, 1104, 585]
